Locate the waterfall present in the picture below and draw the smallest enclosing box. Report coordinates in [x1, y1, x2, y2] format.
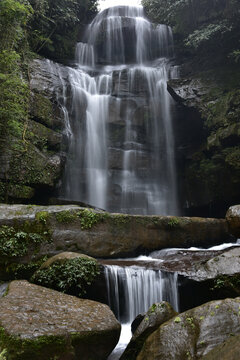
[105, 265, 179, 322]
[104, 265, 179, 359]
[60, 5, 179, 215]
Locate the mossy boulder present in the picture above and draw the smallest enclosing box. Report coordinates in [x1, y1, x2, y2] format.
[40, 252, 95, 269]
[120, 302, 177, 360]
[31, 253, 100, 297]
[0, 280, 121, 360]
[226, 205, 240, 238]
[136, 297, 240, 360]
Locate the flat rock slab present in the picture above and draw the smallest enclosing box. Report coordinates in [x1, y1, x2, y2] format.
[0, 204, 229, 258]
[0, 281, 120, 360]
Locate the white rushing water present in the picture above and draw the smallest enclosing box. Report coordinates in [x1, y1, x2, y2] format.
[105, 265, 179, 359]
[59, 5, 179, 215]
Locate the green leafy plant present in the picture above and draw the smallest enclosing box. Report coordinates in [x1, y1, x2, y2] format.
[0, 226, 47, 258]
[78, 209, 102, 230]
[31, 257, 100, 297]
[0, 349, 7, 360]
[168, 217, 180, 228]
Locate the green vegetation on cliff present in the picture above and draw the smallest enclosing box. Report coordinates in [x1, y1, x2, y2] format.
[0, 0, 98, 204]
[142, 0, 240, 64]
[143, 0, 240, 215]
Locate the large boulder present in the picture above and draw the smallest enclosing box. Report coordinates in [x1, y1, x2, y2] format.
[0, 281, 121, 360]
[120, 302, 176, 360]
[136, 297, 240, 360]
[226, 205, 240, 238]
[0, 205, 229, 262]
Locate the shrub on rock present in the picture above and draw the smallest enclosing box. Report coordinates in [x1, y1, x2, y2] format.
[31, 253, 100, 297]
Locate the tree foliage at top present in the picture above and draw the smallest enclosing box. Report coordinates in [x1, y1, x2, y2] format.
[28, 0, 98, 60]
[142, 0, 240, 63]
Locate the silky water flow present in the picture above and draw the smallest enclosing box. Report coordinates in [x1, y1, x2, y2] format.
[59, 5, 179, 215]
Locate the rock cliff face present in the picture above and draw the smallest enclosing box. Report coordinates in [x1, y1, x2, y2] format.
[168, 74, 240, 217]
[0, 59, 67, 204]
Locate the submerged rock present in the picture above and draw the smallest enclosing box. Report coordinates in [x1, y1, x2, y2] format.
[136, 297, 240, 360]
[121, 302, 176, 360]
[0, 281, 121, 360]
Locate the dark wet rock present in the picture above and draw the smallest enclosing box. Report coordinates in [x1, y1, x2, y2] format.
[226, 205, 240, 238]
[121, 302, 176, 360]
[201, 333, 240, 360]
[0, 280, 121, 360]
[136, 297, 240, 360]
[167, 78, 211, 110]
[131, 314, 145, 334]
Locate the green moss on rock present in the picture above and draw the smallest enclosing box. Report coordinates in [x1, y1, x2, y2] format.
[56, 210, 78, 224]
[0, 327, 70, 360]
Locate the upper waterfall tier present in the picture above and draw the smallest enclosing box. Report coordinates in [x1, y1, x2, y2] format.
[59, 5, 179, 215]
[76, 5, 174, 66]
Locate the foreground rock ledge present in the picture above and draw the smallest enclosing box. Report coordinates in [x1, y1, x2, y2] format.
[0, 281, 120, 360]
[136, 297, 240, 360]
[0, 204, 229, 259]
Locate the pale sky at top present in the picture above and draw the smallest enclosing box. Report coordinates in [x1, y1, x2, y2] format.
[98, 0, 142, 11]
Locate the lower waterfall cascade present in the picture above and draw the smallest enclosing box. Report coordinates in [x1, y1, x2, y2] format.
[53, 5, 180, 215]
[104, 265, 179, 359]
